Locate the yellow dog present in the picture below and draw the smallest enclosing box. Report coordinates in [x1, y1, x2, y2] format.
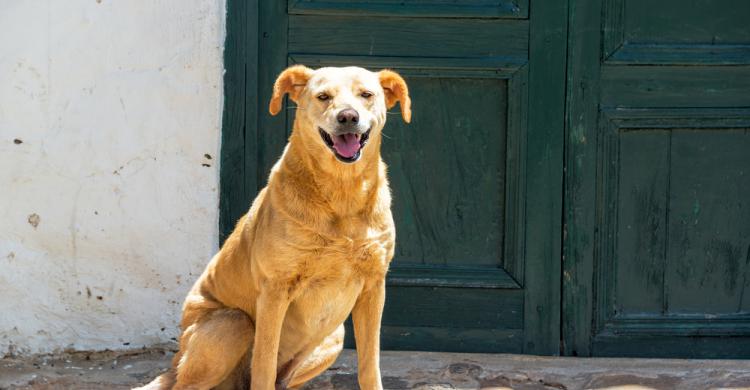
[138, 65, 410, 390]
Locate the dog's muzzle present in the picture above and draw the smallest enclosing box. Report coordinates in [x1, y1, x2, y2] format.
[318, 127, 371, 163]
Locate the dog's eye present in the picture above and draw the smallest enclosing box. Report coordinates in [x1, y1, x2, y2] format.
[317, 93, 330, 101]
[360, 91, 373, 98]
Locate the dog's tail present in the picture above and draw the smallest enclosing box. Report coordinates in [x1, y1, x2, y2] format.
[132, 369, 176, 390]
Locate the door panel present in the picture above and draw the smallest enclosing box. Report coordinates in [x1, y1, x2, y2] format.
[218, 0, 566, 353]
[384, 77, 508, 269]
[565, 0, 750, 357]
[380, 287, 525, 351]
[665, 129, 750, 314]
[608, 115, 750, 317]
[623, 0, 750, 44]
[604, 0, 750, 65]
[288, 0, 529, 18]
[286, 11, 529, 351]
[288, 16, 529, 58]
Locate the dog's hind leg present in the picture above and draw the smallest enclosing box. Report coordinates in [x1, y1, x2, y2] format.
[286, 324, 345, 389]
[172, 308, 254, 390]
[132, 369, 176, 390]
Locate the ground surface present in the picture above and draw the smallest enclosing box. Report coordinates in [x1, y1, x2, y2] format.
[1, 348, 749, 389]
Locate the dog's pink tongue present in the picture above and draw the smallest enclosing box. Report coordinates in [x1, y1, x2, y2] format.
[332, 133, 361, 158]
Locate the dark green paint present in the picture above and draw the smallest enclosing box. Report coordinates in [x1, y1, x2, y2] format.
[288, 0, 529, 19]
[219, 0, 256, 242]
[257, 0, 291, 188]
[564, 0, 750, 358]
[222, 0, 750, 358]
[600, 67, 750, 107]
[562, 0, 602, 357]
[522, 0, 568, 355]
[382, 287, 524, 330]
[386, 264, 520, 289]
[623, 0, 750, 44]
[379, 327, 524, 353]
[289, 16, 528, 58]
[615, 130, 669, 315]
[593, 335, 750, 359]
[383, 77, 507, 269]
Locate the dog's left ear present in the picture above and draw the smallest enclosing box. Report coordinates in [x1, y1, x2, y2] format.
[379, 70, 411, 123]
[269, 65, 313, 116]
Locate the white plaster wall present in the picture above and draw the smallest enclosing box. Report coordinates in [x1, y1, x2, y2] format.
[0, 0, 226, 356]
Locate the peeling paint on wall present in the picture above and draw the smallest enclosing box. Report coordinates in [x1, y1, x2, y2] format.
[0, 0, 227, 356]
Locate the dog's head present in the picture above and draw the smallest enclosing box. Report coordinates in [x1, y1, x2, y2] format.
[269, 65, 410, 164]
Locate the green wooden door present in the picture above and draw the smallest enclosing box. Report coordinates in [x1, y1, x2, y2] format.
[564, 0, 750, 357]
[220, 0, 567, 354]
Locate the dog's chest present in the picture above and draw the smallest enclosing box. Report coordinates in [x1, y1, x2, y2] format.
[287, 220, 394, 280]
[280, 232, 392, 342]
[289, 275, 360, 327]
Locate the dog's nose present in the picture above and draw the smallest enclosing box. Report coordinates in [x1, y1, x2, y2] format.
[336, 109, 359, 124]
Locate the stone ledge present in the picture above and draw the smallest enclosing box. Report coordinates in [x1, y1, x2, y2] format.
[2, 349, 750, 389]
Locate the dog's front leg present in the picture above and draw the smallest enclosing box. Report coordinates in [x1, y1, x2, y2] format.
[251, 286, 290, 390]
[352, 279, 386, 390]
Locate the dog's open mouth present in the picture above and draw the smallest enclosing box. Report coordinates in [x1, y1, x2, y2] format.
[318, 127, 371, 163]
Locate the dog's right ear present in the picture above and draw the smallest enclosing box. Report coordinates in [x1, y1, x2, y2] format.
[269, 65, 313, 116]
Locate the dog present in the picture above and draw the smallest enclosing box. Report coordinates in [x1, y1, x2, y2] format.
[137, 65, 411, 390]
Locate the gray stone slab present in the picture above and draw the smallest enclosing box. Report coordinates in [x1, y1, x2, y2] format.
[1, 349, 749, 389]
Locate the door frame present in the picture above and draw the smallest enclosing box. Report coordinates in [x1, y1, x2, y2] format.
[561, 0, 601, 357]
[522, 0, 568, 354]
[219, 0, 568, 355]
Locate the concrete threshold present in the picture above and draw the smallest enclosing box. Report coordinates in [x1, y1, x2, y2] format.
[1, 349, 749, 389]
